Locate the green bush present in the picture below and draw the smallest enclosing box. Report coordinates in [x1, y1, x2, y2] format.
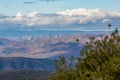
[48, 28, 120, 80]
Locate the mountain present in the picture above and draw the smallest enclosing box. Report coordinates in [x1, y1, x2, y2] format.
[0, 57, 54, 71]
[0, 34, 88, 58]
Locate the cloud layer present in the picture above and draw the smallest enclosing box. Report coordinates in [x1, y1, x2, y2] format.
[38, 0, 61, 1]
[23, 1, 36, 4]
[57, 8, 120, 23]
[0, 8, 120, 30]
[23, 0, 60, 5]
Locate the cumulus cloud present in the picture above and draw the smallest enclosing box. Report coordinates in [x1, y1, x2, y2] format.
[0, 8, 120, 30]
[56, 8, 120, 23]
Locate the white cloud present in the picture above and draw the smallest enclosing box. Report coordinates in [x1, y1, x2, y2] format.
[16, 12, 24, 18]
[108, 11, 120, 17]
[56, 8, 120, 23]
[56, 8, 105, 16]
[0, 8, 120, 30]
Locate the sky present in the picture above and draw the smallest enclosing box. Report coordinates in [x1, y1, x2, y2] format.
[0, 0, 120, 31]
[0, 0, 120, 15]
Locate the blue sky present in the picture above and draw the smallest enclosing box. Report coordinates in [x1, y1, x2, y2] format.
[0, 0, 120, 15]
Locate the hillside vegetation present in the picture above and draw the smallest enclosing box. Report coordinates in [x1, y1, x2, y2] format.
[48, 28, 120, 80]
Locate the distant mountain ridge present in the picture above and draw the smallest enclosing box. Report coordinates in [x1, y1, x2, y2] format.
[0, 35, 87, 58]
[0, 34, 88, 71]
[0, 57, 54, 71]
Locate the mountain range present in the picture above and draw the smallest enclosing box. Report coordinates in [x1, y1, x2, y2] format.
[0, 57, 54, 71]
[0, 34, 88, 59]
